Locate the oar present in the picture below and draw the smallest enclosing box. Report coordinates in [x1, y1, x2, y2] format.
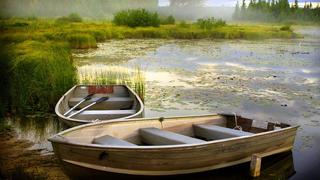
[64, 93, 95, 116]
[67, 96, 109, 118]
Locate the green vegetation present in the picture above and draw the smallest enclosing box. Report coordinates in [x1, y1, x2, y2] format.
[9, 41, 77, 113]
[0, 121, 11, 132]
[280, 25, 292, 31]
[197, 17, 226, 30]
[233, 0, 320, 22]
[66, 34, 97, 49]
[161, 15, 175, 25]
[56, 13, 83, 23]
[113, 9, 160, 27]
[0, 12, 300, 115]
[0, 45, 11, 118]
[79, 66, 145, 101]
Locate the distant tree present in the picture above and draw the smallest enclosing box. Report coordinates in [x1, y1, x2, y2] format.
[169, 0, 205, 7]
[161, 15, 175, 25]
[113, 9, 160, 27]
[233, 1, 241, 20]
[233, 0, 319, 22]
[241, 0, 246, 14]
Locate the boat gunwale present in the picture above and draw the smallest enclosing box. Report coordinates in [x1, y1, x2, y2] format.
[48, 113, 299, 150]
[55, 84, 144, 124]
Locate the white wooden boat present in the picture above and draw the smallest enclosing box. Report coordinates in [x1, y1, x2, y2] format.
[49, 113, 298, 178]
[55, 85, 144, 127]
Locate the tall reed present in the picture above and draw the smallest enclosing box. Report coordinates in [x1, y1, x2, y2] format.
[9, 41, 77, 113]
[78, 65, 145, 101]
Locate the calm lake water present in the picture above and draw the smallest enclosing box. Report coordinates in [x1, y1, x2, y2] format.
[8, 27, 320, 179]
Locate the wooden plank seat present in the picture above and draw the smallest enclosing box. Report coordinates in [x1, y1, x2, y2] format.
[193, 124, 254, 140]
[71, 110, 136, 115]
[139, 127, 205, 145]
[92, 135, 137, 146]
[68, 97, 134, 109]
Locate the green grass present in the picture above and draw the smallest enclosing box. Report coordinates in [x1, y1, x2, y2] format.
[66, 33, 97, 49]
[0, 18, 300, 114]
[1, 18, 299, 46]
[79, 66, 145, 101]
[7, 41, 77, 113]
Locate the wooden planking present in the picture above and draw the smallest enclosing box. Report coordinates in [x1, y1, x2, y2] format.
[162, 116, 226, 137]
[250, 154, 261, 177]
[71, 110, 136, 115]
[49, 113, 298, 175]
[92, 135, 137, 146]
[63, 114, 225, 143]
[226, 116, 253, 132]
[68, 97, 134, 110]
[50, 126, 297, 173]
[72, 85, 130, 98]
[55, 84, 144, 127]
[193, 124, 253, 140]
[139, 127, 205, 145]
[71, 110, 136, 121]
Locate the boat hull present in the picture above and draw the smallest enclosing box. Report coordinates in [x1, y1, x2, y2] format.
[55, 85, 144, 127]
[51, 125, 297, 176]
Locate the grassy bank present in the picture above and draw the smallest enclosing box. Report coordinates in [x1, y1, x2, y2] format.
[0, 18, 299, 115]
[0, 40, 77, 114]
[1, 18, 299, 45]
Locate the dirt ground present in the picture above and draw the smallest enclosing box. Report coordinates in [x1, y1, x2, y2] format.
[0, 129, 68, 180]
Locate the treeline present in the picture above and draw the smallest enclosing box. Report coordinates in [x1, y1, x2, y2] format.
[233, 0, 320, 22]
[0, 0, 158, 18]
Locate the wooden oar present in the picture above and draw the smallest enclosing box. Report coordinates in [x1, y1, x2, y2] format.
[64, 93, 95, 116]
[67, 96, 109, 118]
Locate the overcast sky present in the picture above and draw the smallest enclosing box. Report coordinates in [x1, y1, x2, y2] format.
[159, 0, 320, 7]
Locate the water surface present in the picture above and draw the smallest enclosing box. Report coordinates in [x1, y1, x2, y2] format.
[9, 27, 320, 179]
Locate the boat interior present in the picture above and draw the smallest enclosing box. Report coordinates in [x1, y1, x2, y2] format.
[58, 85, 140, 120]
[62, 114, 291, 147]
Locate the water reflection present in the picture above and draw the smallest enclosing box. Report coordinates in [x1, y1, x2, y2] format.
[7, 115, 66, 152]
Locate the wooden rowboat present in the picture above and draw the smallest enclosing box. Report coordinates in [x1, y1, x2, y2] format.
[55, 85, 144, 127]
[49, 113, 298, 178]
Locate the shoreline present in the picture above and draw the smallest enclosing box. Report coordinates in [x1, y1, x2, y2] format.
[0, 128, 68, 179]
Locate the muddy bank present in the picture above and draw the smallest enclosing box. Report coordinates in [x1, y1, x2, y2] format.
[0, 128, 68, 179]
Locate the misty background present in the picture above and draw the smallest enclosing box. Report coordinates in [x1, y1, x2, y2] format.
[0, 0, 238, 20]
[0, 0, 319, 21]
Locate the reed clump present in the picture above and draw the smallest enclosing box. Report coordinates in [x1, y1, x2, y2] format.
[66, 33, 97, 49]
[78, 66, 145, 101]
[9, 41, 77, 113]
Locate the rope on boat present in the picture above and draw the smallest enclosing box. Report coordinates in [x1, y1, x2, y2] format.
[92, 119, 101, 123]
[233, 112, 242, 131]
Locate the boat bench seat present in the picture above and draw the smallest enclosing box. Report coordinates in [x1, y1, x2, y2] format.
[139, 127, 205, 145]
[72, 110, 136, 115]
[92, 135, 137, 146]
[68, 97, 134, 107]
[193, 124, 254, 140]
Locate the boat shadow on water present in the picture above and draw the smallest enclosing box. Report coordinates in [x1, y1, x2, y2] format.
[62, 151, 295, 180]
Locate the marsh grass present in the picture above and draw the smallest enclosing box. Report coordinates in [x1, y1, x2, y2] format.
[79, 66, 145, 101]
[66, 33, 97, 49]
[9, 41, 77, 113]
[1, 19, 299, 47]
[0, 18, 299, 114]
